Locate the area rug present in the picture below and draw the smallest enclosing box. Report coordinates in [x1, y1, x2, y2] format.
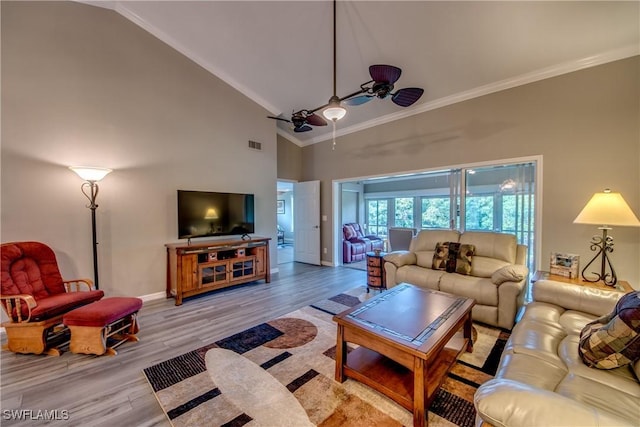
[143, 286, 509, 427]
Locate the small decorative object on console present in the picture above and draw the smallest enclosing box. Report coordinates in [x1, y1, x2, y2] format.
[550, 252, 579, 279]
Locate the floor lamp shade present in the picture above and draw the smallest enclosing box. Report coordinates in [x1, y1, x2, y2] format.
[573, 189, 640, 286]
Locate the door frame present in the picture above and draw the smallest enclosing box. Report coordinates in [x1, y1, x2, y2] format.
[332, 155, 543, 271]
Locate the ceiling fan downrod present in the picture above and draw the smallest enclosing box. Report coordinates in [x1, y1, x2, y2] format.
[323, 0, 346, 123]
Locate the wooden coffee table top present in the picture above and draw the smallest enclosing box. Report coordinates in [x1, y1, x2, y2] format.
[334, 284, 475, 355]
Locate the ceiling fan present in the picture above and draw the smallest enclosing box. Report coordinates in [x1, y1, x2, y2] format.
[269, 0, 424, 133]
[267, 110, 327, 133]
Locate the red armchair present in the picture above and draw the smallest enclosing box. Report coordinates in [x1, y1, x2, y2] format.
[1, 241, 104, 355]
[342, 223, 384, 263]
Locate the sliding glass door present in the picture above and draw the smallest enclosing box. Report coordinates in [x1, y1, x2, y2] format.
[364, 160, 537, 271]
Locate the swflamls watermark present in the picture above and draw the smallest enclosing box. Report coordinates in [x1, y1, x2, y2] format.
[2, 409, 69, 421]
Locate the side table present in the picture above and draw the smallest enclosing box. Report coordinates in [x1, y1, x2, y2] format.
[365, 251, 387, 292]
[531, 271, 633, 293]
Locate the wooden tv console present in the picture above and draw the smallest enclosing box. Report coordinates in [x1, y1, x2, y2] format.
[166, 237, 271, 305]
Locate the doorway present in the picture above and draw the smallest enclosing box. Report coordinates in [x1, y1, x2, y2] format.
[277, 181, 294, 265]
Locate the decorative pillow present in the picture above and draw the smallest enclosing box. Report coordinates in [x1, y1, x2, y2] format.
[431, 242, 475, 275]
[454, 243, 475, 275]
[432, 242, 449, 271]
[343, 225, 357, 240]
[578, 291, 640, 369]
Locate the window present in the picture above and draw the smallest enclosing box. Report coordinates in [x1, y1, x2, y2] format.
[394, 198, 414, 228]
[420, 197, 450, 229]
[363, 161, 537, 272]
[367, 199, 388, 237]
[465, 195, 494, 231]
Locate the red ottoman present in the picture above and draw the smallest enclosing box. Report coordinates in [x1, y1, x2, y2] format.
[63, 297, 142, 356]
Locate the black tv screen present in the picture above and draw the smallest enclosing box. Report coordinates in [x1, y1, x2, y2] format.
[177, 190, 255, 239]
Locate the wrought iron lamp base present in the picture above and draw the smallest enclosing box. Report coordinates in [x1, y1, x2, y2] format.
[580, 227, 617, 287]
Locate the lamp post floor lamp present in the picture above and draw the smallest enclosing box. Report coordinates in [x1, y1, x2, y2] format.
[69, 166, 112, 290]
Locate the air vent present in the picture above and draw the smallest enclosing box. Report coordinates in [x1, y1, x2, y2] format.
[248, 140, 262, 151]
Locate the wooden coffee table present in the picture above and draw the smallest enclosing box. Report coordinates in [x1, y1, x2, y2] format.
[333, 283, 475, 427]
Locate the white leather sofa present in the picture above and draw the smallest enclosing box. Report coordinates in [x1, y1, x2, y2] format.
[383, 230, 528, 329]
[475, 279, 640, 426]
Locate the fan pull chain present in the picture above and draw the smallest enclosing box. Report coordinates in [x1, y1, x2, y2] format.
[332, 120, 337, 150]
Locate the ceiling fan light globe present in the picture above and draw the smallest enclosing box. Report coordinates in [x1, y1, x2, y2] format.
[323, 106, 346, 121]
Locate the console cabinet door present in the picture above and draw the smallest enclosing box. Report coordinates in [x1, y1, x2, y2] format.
[199, 261, 229, 289]
[178, 254, 199, 292]
[255, 246, 267, 275]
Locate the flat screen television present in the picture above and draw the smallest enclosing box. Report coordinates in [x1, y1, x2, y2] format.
[177, 190, 255, 239]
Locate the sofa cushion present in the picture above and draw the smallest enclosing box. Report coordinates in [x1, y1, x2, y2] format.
[439, 274, 498, 306]
[411, 230, 460, 252]
[459, 231, 517, 263]
[28, 290, 105, 322]
[471, 256, 511, 278]
[395, 265, 444, 290]
[578, 291, 640, 369]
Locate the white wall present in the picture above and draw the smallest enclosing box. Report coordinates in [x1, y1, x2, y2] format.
[1, 2, 278, 298]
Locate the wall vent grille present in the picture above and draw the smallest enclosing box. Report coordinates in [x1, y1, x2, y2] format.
[248, 140, 262, 151]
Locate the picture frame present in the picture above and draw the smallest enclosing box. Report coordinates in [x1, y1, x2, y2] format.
[550, 252, 580, 279]
[277, 200, 285, 214]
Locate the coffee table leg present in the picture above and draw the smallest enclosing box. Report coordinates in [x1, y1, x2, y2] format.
[464, 313, 474, 352]
[335, 324, 346, 383]
[413, 357, 426, 427]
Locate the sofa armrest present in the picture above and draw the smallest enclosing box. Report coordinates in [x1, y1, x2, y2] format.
[491, 265, 529, 285]
[532, 279, 622, 317]
[475, 379, 635, 427]
[383, 251, 416, 268]
[0, 294, 37, 323]
[64, 279, 94, 292]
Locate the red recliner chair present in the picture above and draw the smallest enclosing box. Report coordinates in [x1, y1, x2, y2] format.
[1, 241, 104, 355]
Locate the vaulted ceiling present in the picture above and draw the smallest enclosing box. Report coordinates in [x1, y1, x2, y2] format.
[88, 1, 639, 146]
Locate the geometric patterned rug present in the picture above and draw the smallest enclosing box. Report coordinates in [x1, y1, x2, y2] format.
[143, 286, 509, 427]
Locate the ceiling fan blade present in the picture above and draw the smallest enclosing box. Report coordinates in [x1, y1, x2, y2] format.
[369, 64, 402, 84]
[344, 95, 373, 106]
[305, 113, 327, 127]
[294, 125, 313, 133]
[267, 115, 291, 123]
[391, 87, 424, 107]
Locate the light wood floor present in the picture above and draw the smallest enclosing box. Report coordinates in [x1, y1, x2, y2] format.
[0, 263, 366, 427]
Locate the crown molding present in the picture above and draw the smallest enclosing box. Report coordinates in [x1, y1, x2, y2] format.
[113, 2, 281, 116]
[276, 127, 305, 147]
[305, 45, 640, 145]
[101, 1, 639, 148]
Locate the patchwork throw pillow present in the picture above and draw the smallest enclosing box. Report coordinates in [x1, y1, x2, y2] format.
[455, 243, 475, 275]
[432, 242, 449, 270]
[578, 291, 640, 369]
[431, 242, 475, 275]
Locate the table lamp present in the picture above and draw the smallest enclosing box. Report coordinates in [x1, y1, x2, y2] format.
[573, 189, 640, 286]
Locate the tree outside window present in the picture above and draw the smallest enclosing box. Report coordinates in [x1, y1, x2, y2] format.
[421, 197, 450, 228]
[465, 195, 493, 230]
[367, 199, 388, 236]
[394, 198, 413, 228]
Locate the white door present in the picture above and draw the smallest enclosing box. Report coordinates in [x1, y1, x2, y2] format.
[294, 180, 321, 265]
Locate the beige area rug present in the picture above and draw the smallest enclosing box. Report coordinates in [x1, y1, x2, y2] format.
[143, 286, 509, 427]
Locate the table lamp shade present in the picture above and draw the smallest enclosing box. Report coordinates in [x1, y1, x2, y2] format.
[573, 191, 640, 227]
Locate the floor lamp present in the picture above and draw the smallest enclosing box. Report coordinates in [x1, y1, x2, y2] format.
[69, 166, 112, 290]
[573, 189, 640, 286]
